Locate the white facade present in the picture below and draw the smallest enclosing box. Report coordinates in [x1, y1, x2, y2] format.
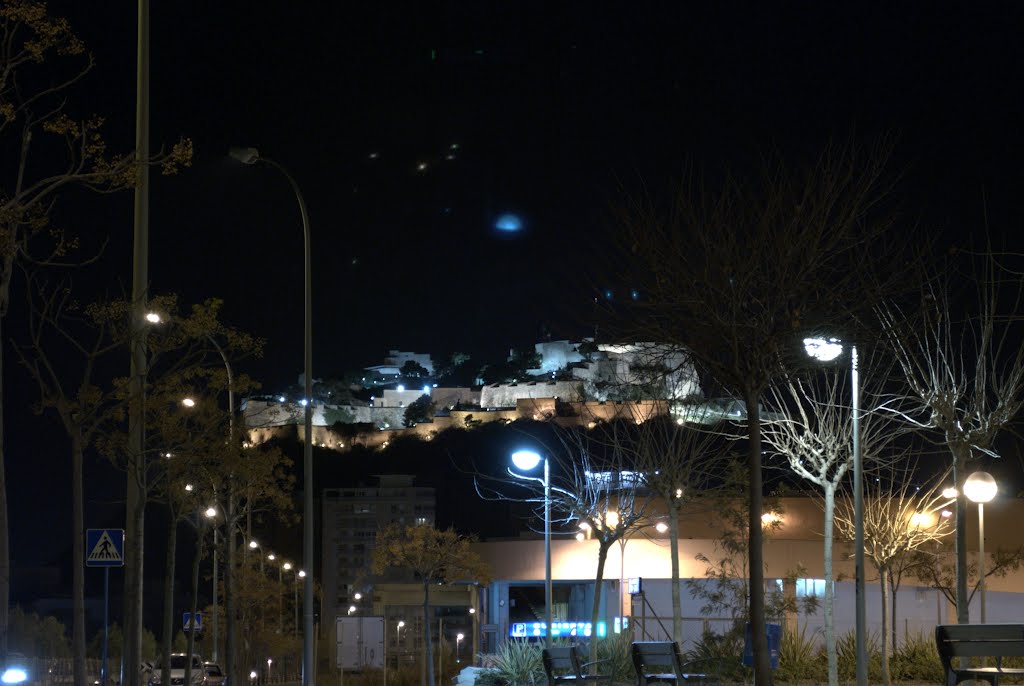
[373, 387, 431, 408]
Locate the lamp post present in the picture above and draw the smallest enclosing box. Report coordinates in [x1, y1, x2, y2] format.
[964, 472, 997, 623]
[204, 507, 219, 663]
[296, 570, 306, 639]
[804, 337, 865, 686]
[456, 633, 464, 663]
[281, 562, 291, 635]
[510, 450, 552, 649]
[230, 146, 314, 685]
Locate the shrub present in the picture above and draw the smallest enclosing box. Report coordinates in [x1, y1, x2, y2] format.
[490, 639, 543, 686]
[891, 630, 943, 683]
[776, 624, 826, 684]
[685, 630, 747, 682]
[595, 632, 634, 683]
[837, 628, 882, 683]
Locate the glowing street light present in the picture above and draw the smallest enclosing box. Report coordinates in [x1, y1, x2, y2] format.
[964, 471, 997, 623]
[805, 336, 865, 686]
[205, 506, 220, 662]
[510, 449, 551, 649]
[456, 633, 465, 663]
[181, 397, 196, 408]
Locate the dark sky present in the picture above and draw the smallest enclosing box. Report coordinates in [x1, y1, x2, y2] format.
[10, 1, 1024, 599]
[35, 2, 1024, 388]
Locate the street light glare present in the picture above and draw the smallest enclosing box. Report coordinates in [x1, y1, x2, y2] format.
[182, 397, 196, 408]
[511, 450, 542, 471]
[942, 487, 958, 499]
[964, 471, 998, 503]
[145, 312, 162, 324]
[249, 540, 258, 549]
[205, 507, 217, 518]
[803, 337, 843, 362]
[283, 562, 292, 570]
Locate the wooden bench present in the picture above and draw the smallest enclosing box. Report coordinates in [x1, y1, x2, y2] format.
[542, 646, 611, 686]
[631, 642, 720, 686]
[936, 624, 1024, 686]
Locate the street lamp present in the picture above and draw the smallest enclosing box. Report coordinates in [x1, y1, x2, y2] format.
[230, 145, 315, 686]
[456, 633, 464, 663]
[964, 472, 997, 623]
[510, 449, 552, 649]
[281, 562, 292, 634]
[296, 570, 306, 639]
[204, 506, 219, 662]
[804, 337, 865, 686]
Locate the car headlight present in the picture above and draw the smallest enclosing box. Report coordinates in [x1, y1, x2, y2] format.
[1, 666, 29, 685]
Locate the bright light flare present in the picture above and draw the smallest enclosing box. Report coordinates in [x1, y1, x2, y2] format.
[803, 337, 843, 362]
[964, 472, 997, 503]
[2, 666, 29, 684]
[145, 312, 162, 324]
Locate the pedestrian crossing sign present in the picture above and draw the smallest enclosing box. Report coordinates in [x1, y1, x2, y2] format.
[86, 529, 125, 567]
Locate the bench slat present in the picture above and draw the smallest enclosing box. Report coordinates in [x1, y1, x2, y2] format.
[936, 624, 1024, 686]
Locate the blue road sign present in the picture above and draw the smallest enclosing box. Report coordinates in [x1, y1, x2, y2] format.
[86, 529, 124, 568]
[183, 612, 202, 632]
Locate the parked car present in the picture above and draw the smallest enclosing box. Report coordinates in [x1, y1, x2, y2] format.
[148, 653, 205, 686]
[203, 661, 226, 686]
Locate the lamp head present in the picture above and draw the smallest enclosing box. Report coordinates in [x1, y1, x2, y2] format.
[229, 146, 261, 165]
[964, 471, 997, 503]
[804, 337, 843, 362]
[511, 450, 542, 471]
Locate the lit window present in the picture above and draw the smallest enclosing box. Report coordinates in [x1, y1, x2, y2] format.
[796, 578, 825, 598]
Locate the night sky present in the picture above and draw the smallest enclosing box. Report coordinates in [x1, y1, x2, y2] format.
[10, 2, 1024, 603]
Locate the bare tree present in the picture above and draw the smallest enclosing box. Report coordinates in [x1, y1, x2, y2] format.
[13, 276, 126, 685]
[629, 412, 734, 645]
[879, 251, 1024, 623]
[761, 356, 903, 686]
[905, 541, 1024, 612]
[614, 141, 900, 686]
[834, 461, 953, 686]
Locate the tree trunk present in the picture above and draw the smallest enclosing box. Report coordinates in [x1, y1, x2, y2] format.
[891, 580, 899, 654]
[590, 542, 610, 668]
[880, 565, 891, 686]
[72, 429, 87, 686]
[124, 395, 146, 686]
[161, 514, 178, 686]
[952, 446, 970, 623]
[744, 387, 772, 686]
[185, 528, 202, 686]
[423, 580, 435, 686]
[669, 503, 683, 645]
[823, 484, 838, 686]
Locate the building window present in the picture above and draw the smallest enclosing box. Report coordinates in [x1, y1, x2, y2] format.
[796, 579, 825, 598]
